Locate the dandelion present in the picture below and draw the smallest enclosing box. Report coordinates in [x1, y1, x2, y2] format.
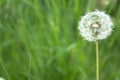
[78, 10, 113, 41]
[78, 10, 114, 80]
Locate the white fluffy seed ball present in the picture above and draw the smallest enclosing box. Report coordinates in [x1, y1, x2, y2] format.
[78, 10, 114, 41]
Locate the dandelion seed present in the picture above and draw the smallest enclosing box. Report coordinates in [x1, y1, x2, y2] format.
[78, 10, 113, 41]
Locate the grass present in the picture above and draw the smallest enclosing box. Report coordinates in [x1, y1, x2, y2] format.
[0, 0, 120, 80]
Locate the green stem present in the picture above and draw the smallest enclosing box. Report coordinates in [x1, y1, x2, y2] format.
[28, 52, 31, 80]
[95, 41, 99, 80]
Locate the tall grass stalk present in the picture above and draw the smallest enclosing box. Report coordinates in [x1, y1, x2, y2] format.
[28, 52, 31, 80]
[0, 57, 11, 80]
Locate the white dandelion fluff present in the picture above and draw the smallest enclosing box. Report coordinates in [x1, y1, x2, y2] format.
[78, 10, 114, 41]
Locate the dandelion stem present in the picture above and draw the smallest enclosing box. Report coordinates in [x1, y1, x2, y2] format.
[95, 41, 99, 80]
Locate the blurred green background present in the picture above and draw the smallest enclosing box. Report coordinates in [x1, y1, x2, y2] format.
[0, 0, 120, 80]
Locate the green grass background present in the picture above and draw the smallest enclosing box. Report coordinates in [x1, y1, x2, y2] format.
[0, 0, 120, 80]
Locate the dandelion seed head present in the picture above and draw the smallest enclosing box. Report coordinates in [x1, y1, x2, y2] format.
[78, 10, 113, 41]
